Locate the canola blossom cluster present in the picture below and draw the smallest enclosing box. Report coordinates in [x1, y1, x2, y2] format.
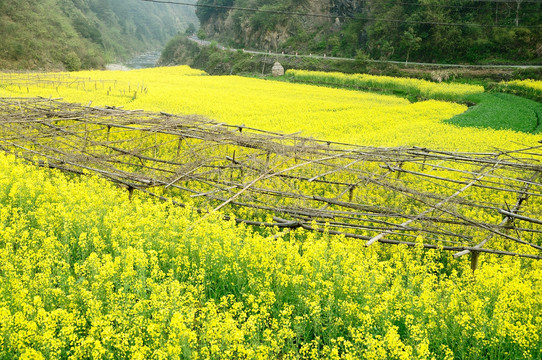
[1, 67, 542, 359]
[507, 79, 542, 92]
[285, 69, 485, 102]
[0, 66, 538, 152]
[1, 153, 542, 359]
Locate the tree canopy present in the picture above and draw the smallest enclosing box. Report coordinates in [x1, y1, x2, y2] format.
[195, 0, 542, 64]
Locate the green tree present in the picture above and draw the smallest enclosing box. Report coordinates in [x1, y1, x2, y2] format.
[401, 27, 421, 66]
[64, 51, 82, 71]
[185, 23, 197, 35]
[196, 0, 234, 23]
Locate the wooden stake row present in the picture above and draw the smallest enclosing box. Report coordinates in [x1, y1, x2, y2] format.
[1, 97, 541, 264]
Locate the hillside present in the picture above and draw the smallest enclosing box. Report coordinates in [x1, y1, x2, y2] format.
[0, 0, 198, 70]
[195, 0, 542, 64]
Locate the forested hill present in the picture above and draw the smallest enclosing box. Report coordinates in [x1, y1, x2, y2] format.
[0, 0, 197, 70]
[195, 0, 542, 64]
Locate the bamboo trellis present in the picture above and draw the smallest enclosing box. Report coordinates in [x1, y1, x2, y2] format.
[0, 72, 117, 90]
[1, 97, 542, 267]
[0, 72, 146, 98]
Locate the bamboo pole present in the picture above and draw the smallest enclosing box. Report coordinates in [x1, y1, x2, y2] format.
[2, 97, 542, 262]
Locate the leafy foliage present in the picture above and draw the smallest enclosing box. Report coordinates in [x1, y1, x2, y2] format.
[195, 0, 542, 64]
[196, 0, 234, 23]
[0, 0, 198, 70]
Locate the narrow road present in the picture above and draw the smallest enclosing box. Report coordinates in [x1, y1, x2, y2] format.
[188, 35, 542, 70]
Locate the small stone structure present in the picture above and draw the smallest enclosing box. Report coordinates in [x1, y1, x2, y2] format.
[271, 62, 284, 77]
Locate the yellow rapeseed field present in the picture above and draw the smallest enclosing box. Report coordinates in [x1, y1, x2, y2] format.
[0, 152, 541, 359]
[285, 69, 485, 100]
[507, 79, 542, 92]
[1, 67, 542, 359]
[0, 66, 539, 151]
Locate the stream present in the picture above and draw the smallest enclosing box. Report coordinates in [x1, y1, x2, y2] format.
[105, 50, 161, 71]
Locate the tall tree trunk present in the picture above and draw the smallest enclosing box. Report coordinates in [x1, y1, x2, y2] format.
[515, 0, 523, 27]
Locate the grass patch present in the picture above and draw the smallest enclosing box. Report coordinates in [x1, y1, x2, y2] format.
[446, 93, 542, 134]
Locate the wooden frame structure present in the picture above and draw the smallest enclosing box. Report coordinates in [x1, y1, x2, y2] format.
[1, 97, 541, 267]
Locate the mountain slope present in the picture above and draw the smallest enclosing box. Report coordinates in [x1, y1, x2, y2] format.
[195, 0, 542, 64]
[0, 0, 198, 70]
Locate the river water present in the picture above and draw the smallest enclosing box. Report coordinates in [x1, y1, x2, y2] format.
[106, 51, 161, 71]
